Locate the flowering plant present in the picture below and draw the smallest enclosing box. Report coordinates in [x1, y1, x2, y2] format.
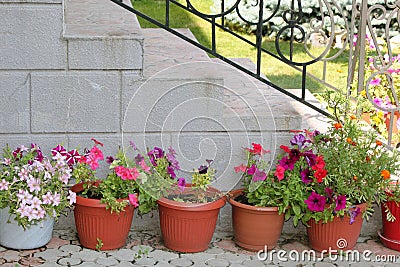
[71, 139, 149, 214]
[234, 143, 308, 225]
[350, 34, 400, 144]
[0, 144, 76, 229]
[275, 117, 400, 225]
[125, 144, 221, 204]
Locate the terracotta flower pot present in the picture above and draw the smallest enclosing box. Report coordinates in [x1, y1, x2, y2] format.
[227, 189, 284, 251]
[157, 185, 226, 253]
[71, 182, 135, 250]
[307, 203, 366, 252]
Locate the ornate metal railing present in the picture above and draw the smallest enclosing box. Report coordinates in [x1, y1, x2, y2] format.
[111, 0, 400, 147]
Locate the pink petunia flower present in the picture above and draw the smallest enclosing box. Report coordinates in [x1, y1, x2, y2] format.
[128, 193, 139, 207]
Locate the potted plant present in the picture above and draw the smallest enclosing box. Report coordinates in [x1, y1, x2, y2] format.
[129, 145, 226, 253]
[0, 144, 76, 249]
[230, 142, 307, 251]
[379, 177, 400, 251]
[70, 139, 155, 250]
[276, 117, 399, 252]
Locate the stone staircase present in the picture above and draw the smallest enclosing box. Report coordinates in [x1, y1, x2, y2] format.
[6, 0, 382, 237]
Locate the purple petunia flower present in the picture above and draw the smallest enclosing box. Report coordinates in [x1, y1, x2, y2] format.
[335, 195, 347, 211]
[167, 166, 176, 178]
[166, 153, 180, 170]
[252, 169, 267, 182]
[300, 168, 312, 184]
[325, 187, 333, 198]
[290, 134, 309, 150]
[349, 207, 361, 224]
[134, 154, 144, 165]
[303, 150, 317, 167]
[289, 148, 301, 163]
[198, 165, 208, 174]
[278, 156, 295, 171]
[106, 156, 115, 164]
[129, 141, 137, 150]
[148, 147, 164, 166]
[304, 191, 326, 212]
[177, 177, 186, 192]
[247, 164, 257, 175]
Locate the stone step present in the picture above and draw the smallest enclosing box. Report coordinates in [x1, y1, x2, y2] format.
[64, 0, 143, 70]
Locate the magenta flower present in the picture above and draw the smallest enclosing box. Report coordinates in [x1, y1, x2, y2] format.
[247, 164, 257, 175]
[335, 195, 347, 211]
[278, 156, 295, 170]
[106, 156, 115, 164]
[300, 168, 312, 184]
[148, 147, 164, 166]
[304, 192, 326, 212]
[52, 145, 67, 157]
[349, 207, 361, 224]
[370, 77, 381, 86]
[167, 166, 176, 178]
[128, 193, 139, 207]
[66, 149, 80, 165]
[177, 178, 186, 191]
[252, 169, 267, 182]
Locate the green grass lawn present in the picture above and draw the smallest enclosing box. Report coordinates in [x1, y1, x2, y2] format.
[131, 0, 349, 94]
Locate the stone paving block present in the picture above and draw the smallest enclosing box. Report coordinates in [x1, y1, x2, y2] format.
[35, 248, 69, 261]
[58, 257, 82, 266]
[70, 248, 105, 262]
[68, 39, 142, 70]
[148, 250, 179, 261]
[1, 250, 20, 262]
[36, 262, 63, 267]
[242, 258, 266, 267]
[154, 261, 174, 267]
[96, 256, 119, 266]
[169, 257, 194, 267]
[59, 244, 82, 253]
[181, 252, 216, 263]
[31, 72, 120, 133]
[109, 248, 137, 262]
[0, 3, 66, 69]
[204, 258, 230, 267]
[134, 256, 157, 266]
[216, 253, 251, 263]
[0, 73, 29, 133]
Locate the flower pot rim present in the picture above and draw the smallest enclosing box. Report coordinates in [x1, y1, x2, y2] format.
[227, 189, 279, 212]
[157, 185, 226, 211]
[71, 182, 129, 209]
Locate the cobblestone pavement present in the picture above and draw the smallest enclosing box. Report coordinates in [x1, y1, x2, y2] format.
[1, 229, 400, 267]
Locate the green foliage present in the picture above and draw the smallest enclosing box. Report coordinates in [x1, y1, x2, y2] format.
[95, 238, 103, 251]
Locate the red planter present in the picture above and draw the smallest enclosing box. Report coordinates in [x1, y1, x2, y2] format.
[71, 182, 135, 250]
[157, 185, 226, 253]
[228, 189, 284, 251]
[307, 203, 366, 252]
[381, 199, 400, 241]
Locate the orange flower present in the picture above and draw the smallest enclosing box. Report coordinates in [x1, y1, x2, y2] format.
[334, 122, 342, 130]
[346, 137, 353, 144]
[353, 176, 358, 181]
[350, 114, 357, 120]
[376, 140, 383, 146]
[366, 155, 371, 162]
[381, 170, 391, 180]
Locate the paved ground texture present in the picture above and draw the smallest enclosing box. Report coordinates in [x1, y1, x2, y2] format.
[1, 229, 400, 267]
